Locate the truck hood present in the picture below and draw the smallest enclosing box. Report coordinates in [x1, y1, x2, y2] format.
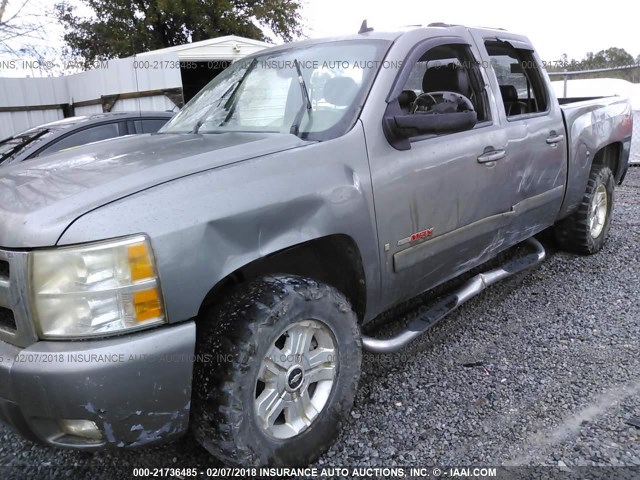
[0, 132, 309, 248]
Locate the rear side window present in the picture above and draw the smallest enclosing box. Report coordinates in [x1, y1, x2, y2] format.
[484, 40, 549, 118]
[37, 122, 122, 157]
[135, 118, 171, 133]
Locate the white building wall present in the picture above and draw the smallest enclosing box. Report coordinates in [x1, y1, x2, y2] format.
[65, 54, 181, 103]
[68, 53, 181, 116]
[1, 53, 182, 137]
[135, 35, 270, 61]
[0, 76, 69, 138]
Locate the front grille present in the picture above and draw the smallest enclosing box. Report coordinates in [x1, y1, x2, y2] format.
[0, 307, 16, 331]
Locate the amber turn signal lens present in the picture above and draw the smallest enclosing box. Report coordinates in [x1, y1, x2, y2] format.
[128, 243, 154, 281]
[133, 288, 163, 322]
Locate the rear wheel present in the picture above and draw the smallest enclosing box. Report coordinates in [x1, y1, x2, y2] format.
[554, 165, 615, 254]
[191, 275, 361, 466]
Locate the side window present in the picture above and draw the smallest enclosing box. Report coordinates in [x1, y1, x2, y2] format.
[398, 44, 490, 123]
[484, 40, 549, 118]
[135, 119, 171, 133]
[37, 123, 122, 157]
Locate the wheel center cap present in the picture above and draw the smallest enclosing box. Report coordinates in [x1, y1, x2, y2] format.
[286, 366, 304, 391]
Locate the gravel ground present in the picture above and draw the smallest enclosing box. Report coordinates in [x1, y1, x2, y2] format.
[1, 168, 639, 478]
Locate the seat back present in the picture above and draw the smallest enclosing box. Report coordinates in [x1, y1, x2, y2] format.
[422, 63, 470, 97]
[398, 90, 417, 113]
[499, 85, 524, 116]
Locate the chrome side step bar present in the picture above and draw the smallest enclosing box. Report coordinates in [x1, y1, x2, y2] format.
[362, 237, 546, 354]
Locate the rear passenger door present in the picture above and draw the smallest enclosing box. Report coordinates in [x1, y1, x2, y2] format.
[476, 36, 567, 238]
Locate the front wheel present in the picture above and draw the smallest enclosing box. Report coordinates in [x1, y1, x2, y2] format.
[191, 275, 361, 466]
[554, 165, 615, 255]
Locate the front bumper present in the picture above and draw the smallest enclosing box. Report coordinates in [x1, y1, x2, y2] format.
[0, 322, 195, 450]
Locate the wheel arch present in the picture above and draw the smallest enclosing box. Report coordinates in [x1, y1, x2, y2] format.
[559, 140, 625, 220]
[197, 234, 368, 322]
[591, 142, 623, 180]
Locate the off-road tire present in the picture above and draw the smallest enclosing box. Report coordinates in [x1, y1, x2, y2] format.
[191, 275, 361, 466]
[554, 165, 615, 255]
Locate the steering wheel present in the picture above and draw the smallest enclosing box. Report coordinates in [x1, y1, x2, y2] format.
[410, 91, 475, 114]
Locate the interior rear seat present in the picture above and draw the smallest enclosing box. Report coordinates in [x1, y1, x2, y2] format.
[499, 85, 527, 116]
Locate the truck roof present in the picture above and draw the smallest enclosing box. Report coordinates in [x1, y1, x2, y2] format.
[255, 23, 531, 55]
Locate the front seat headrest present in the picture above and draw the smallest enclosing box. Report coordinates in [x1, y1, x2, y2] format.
[422, 63, 470, 96]
[398, 89, 417, 106]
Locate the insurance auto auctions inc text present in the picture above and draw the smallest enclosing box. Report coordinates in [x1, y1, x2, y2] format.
[253, 467, 497, 478]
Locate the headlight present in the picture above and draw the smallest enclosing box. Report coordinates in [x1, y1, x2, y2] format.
[30, 235, 166, 339]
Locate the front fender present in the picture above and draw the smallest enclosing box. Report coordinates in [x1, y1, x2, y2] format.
[58, 123, 382, 324]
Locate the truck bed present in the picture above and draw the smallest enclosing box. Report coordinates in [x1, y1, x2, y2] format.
[558, 96, 612, 105]
[557, 95, 633, 218]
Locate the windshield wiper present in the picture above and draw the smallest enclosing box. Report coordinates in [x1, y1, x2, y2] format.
[191, 84, 236, 134]
[290, 59, 312, 136]
[192, 58, 258, 134]
[0, 129, 48, 164]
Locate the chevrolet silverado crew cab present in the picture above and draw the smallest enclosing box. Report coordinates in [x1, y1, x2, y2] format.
[0, 23, 632, 466]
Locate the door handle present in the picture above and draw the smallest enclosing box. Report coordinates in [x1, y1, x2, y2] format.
[546, 134, 564, 145]
[477, 150, 506, 163]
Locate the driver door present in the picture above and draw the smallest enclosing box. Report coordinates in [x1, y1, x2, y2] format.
[367, 41, 513, 309]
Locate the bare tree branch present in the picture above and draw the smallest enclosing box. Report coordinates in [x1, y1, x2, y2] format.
[0, 0, 47, 55]
[1, 0, 29, 26]
[0, 0, 63, 77]
[0, 0, 8, 23]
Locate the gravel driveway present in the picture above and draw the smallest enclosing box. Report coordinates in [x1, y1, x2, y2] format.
[2, 168, 639, 478]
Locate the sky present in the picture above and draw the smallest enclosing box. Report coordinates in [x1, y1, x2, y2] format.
[302, 0, 639, 62]
[1, 0, 638, 77]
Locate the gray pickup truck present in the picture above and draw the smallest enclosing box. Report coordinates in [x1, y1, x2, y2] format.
[0, 23, 633, 466]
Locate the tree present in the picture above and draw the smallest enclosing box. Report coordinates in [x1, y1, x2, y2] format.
[546, 47, 639, 84]
[55, 0, 304, 69]
[580, 47, 634, 70]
